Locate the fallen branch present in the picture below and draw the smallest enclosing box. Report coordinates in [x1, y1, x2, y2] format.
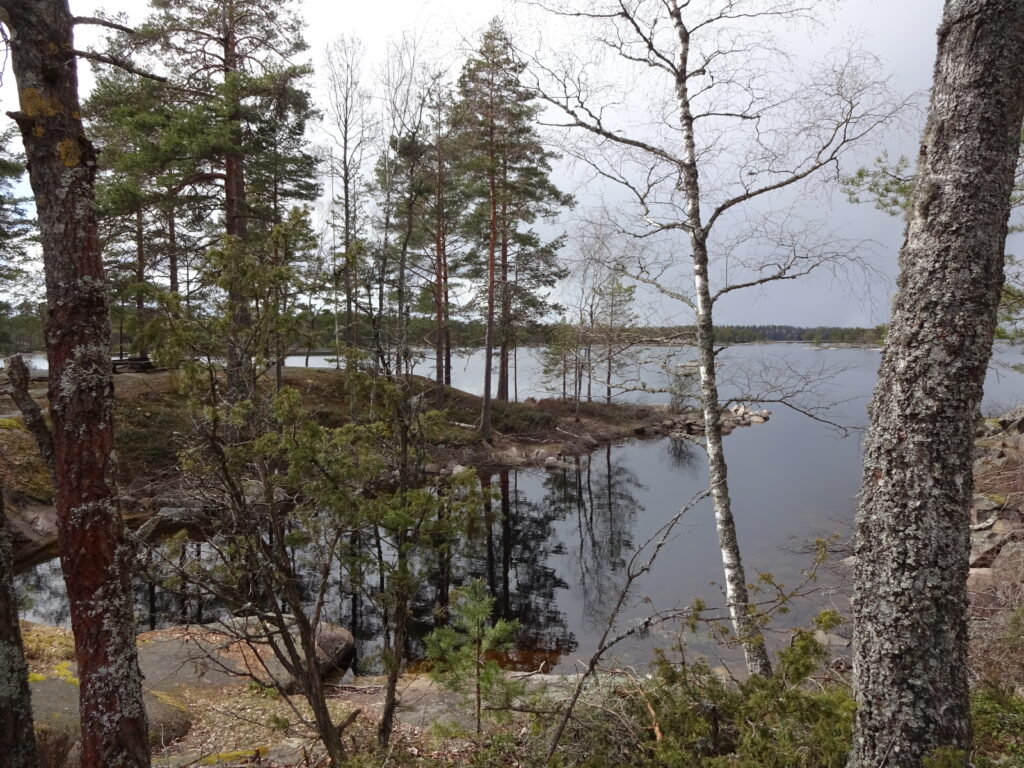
[545, 488, 709, 761]
[3, 354, 55, 481]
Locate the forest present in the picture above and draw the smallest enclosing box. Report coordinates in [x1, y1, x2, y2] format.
[1, 1, 1024, 767]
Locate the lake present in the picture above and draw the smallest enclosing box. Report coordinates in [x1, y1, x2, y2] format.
[15, 343, 1024, 671]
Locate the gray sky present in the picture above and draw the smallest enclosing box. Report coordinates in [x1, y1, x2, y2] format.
[2, 0, 947, 327]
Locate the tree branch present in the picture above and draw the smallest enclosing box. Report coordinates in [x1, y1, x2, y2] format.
[71, 49, 168, 82]
[3, 355, 55, 483]
[72, 16, 136, 35]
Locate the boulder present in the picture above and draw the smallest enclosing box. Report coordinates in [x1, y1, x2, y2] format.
[174, 617, 357, 694]
[314, 622, 357, 680]
[31, 678, 190, 767]
[813, 629, 850, 649]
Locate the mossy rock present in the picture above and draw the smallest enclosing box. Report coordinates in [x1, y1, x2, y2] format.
[30, 677, 191, 767]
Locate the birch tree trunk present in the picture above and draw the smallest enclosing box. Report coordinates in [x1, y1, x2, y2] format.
[851, 2, 1024, 764]
[0, 2, 151, 766]
[670, 3, 772, 678]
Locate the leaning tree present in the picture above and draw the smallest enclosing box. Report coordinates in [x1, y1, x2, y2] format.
[851, 1, 1024, 765]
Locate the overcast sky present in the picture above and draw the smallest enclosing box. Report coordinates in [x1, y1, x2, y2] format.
[2, 0, 949, 327]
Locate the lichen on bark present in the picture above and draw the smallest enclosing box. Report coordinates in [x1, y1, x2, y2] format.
[851, 2, 1024, 765]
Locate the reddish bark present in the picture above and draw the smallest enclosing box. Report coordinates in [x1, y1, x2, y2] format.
[1, 2, 150, 766]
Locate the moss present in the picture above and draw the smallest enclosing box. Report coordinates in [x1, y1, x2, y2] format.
[0, 417, 24, 430]
[53, 661, 78, 685]
[0, 429, 53, 501]
[972, 686, 1024, 762]
[27, 672, 46, 683]
[149, 689, 189, 714]
[199, 747, 268, 764]
[114, 401, 187, 478]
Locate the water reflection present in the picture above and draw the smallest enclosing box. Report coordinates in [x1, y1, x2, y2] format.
[464, 469, 577, 670]
[544, 446, 644, 631]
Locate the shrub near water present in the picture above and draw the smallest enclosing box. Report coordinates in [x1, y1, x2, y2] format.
[554, 624, 855, 768]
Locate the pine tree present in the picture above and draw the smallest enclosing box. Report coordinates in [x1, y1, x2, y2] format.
[136, 0, 316, 396]
[456, 19, 572, 434]
[0, 127, 33, 287]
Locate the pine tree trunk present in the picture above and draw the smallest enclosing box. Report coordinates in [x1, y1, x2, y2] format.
[497, 200, 510, 403]
[166, 205, 179, 295]
[223, 16, 251, 400]
[134, 207, 146, 354]
[481, 165, 497, 438]
[1, 3, 151, 765]
[850, 3, 1024, 765]
[0, 495, 39, 768]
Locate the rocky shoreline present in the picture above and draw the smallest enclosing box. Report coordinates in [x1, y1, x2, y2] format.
[968, 409, 1024, 596]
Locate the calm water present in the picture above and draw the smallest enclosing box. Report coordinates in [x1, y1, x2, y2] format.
[16, 344, 1024, 670]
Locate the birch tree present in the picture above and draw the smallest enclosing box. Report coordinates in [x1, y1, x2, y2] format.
[851, 1, 1024, 765]
[0, 2, 151, 765]
[323, 34, 375, 360]
[528, 0, 902, 676]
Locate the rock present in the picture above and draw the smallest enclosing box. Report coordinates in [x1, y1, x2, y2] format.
[813, 629, 850, 649]
[684, 420, 704, 435]
[993, 508, 1024, 535]
[136, 506, 217, 543]
[31, 678, 190, 767]
[203, 617, 355, 692]
[993, 540, 1024, 571]
[544, 456, 571, 470]
[423, 462, 441, 475]
[449, 463, 469, 476]
[749, 415, 766, 424]
[968, 567, 996, 595]
[999, 410, 1024, 433]
[314, 622, 357, 680]
[973, 493, 1002, 513]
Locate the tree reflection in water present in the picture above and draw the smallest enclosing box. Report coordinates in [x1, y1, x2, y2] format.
[15, 441, 700, 672]
[543, 444, 645, 631]
[466, 469, 577, 671]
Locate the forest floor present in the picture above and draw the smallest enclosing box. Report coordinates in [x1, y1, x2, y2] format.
[20, 618, 563, 767]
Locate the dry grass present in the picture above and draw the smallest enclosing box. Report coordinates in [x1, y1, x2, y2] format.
[20, 620, 75, 670]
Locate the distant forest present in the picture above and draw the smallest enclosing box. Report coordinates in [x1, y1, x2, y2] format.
[0, 301, 885, 357]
